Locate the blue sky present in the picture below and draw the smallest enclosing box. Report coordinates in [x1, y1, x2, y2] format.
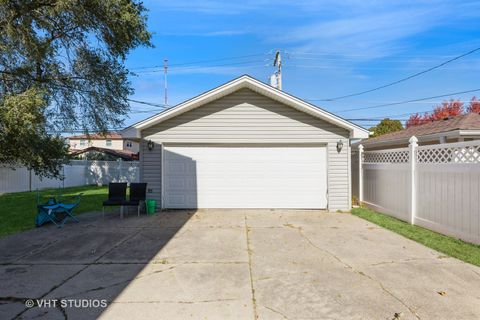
[124, 0, 480, 129]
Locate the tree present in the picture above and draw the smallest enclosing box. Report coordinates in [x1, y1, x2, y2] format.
[406, 99, 464, 128]
[405, 113, 430, 128]
[0, 88, 68, 177]
[467, 96, 480, 113]
[369, 118, 404, 137]
[430, 100, 463, 120]
[0, 0, 152, 177]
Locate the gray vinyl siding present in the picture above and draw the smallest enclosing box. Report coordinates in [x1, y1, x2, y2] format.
[327, 141, 350, 210]
[140, 139, 162, 208]
[141, 88, 351, 210]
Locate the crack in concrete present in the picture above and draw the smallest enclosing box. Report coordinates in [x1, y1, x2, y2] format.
[369, 258, 434, 267]
[0, 295, 67, 319]
[61, 263, 183, 299]
[2, 294, 68, 320]
[9, 228, 143, 320]
[263, 305, 289, 319]
[291, 224, 421, 320]
[0, 260, 248, 267]
[244, 215, 258, 320]
[111, 298, 237, 304]
[58, 304, 68, 319]
[0, 296, 30, 303]
[9, 238, 63, 264]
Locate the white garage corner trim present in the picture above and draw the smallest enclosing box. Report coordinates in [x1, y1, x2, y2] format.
[163, 145, 328, 209]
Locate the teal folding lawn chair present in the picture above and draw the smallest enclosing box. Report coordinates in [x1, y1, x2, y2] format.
[35, 193, 83, 228]
[56, 193, 83, 227]
[35, 192, 59, 227]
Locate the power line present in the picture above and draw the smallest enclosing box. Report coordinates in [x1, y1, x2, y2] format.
[127, 88, 480, 117]
[286, 56, 473, 63]
[172, 59, 267, 70]
[288, 51, 469, 59]
[130, 109, 164, 114]
[309, 46, 480, 101]
[376, 110, 435, 118]
[127, 98, 168, 108]
[134, 59, 267, 74]
[285, 64, 478, 71]
[130, 53, 267, 71]
[352, 109, 442, 120]
[329, 88, 480, 113]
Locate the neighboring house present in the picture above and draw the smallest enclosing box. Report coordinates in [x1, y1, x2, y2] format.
[122, 75, 369, 210]
[70, 146, 139, 161]
[356, 112, 480, 150]
[68, 133, 139, 160]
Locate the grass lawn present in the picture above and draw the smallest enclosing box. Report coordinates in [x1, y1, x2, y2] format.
[0, 185, 108, 238]
[352, 207, 480, 267]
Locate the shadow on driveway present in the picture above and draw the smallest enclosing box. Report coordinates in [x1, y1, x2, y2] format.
[0, 209, 196, 319]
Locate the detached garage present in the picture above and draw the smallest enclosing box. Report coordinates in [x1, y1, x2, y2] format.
[123, 75, 369, 211]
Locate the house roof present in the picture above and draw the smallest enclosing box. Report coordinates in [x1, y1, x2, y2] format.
[70, 146, 138, 160]
[68, 133, 123, 140]
[360, 112, 480, 147]
[122, 75, 369, 139]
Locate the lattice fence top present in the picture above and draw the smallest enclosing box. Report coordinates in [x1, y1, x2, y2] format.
[417, 143, 480, 164]
[363, 149, 409, 163]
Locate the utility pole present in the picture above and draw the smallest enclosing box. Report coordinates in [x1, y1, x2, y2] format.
[273, 50, 282, 90]
[164, 58, 168, 106]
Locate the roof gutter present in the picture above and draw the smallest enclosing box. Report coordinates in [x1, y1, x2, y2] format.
[358, 129, 480, 148]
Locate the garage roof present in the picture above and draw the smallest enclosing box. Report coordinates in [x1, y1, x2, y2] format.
[123, 75, 369, 139]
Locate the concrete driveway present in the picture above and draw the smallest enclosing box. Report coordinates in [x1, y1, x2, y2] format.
[1, 209, 480, 320]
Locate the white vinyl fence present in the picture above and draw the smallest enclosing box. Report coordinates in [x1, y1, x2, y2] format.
[0, 160, 140, 194]
[353, 137, 480, 244]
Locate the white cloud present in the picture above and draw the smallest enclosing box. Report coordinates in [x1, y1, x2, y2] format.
[147, 1, 263, 15]
[275, 6, 446, 59]
[143, 0, 480, 78]
[158, 30, 248, 37]
[149, 0, 442, 15]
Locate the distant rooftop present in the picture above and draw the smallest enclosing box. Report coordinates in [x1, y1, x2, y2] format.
[68, 133, 123, 140]
[70, 146, 138, 160]
[361, 112, 480, 146]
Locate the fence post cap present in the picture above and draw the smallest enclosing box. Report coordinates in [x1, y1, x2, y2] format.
[409, 136, 418, 144]
[358, 144, 364, 151]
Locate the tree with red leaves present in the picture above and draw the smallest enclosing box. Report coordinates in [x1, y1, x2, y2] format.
[406, 113, 430, 128]
[430, 100, 463, 120]
[467, 97, 480, 113]
[406, 99, 464, 128]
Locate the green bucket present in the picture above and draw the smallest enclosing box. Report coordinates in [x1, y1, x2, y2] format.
[146, 199, 157, 215]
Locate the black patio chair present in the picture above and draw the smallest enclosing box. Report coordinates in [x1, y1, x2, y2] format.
[122, 183, 147, 216]
[102, 183, 127, 218]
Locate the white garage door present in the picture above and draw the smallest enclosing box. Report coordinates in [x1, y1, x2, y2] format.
[163, 146, 327, 209]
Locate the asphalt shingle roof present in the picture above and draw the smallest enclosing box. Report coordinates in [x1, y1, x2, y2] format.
[362, 113, 480, 146]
